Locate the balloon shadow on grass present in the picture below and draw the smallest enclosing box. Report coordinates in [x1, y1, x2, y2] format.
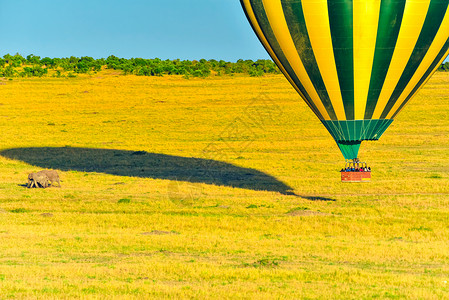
[0, 147, 305, 196]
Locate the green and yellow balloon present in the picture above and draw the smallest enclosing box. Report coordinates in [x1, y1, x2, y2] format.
[241, 0, 449, 159]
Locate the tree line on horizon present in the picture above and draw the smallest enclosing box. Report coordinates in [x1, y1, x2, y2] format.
[0, 53, 281, 78]
[1, 53, 448, 79]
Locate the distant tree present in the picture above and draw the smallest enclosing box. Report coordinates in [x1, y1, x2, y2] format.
[80, 56, 94, 63]
[92, 61, 102, 72]
[11, 53, 26, 67]
[2, 65, 17, 77]
[106, 55, 121, 69]
[60, 57, 75, 71]
[20, 66, 47, 77]
[27, 54, 41, 65]
[439, 62, 449, 71]
[75, 61, 90, 73]
[40, 57, 55, 68]
[249, 68, 264, 77]
[20, 67, 32, 77]
[152, 65, 163, 76]
[3, 54, 13, 64]
[53, 57, 62, 68]
[68, 56, 78, 64]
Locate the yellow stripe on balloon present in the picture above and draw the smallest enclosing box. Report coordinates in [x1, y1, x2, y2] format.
[353, 0, 381, 120]
[241, 0, 308, 101]
[262, 0, 331, 120]
[372, 0, 430, 119]
[302, 0, 346, 120]
[386, 7, 449, 119]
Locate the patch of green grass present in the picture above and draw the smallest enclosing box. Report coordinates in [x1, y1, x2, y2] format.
[427, 174, 443, 179]
[246, 204, 258, 209]
[287, 207, 309, 213]
[408, 226, 433, 232]
[10, 208, 29, 213]
[117, 198, 131, 204]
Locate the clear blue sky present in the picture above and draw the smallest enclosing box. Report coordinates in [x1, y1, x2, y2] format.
[0, 0, 447, 63]
[0, 0, 270, 61]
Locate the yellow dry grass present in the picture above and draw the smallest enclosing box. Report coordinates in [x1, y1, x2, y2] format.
[0, 71, 448, 299]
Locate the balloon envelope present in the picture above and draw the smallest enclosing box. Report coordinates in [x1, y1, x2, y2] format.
[241, 0, 449, 159]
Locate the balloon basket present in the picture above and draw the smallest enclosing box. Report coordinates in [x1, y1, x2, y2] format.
[341, 171, 371, 183]
[340, 159, 371, 183]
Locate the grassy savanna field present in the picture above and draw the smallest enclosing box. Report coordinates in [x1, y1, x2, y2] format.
[0, 70, 448, 299]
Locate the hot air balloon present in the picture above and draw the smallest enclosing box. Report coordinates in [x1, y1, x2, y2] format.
[241, 0, 449, 164]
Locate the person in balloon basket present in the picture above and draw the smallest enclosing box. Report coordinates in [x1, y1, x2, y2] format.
[340, 165, 371, 173]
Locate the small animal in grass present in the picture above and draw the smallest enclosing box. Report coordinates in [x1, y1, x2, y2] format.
[36, 170, 61, 187]
[27, 172, 50, 188]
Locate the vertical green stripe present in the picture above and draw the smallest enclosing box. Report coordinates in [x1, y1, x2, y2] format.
[380, 0, 449, 119]
[282, 0, 338, 120]
[391, 37, 449, 118]
[364, 0, 406, 119]
[327, 0, 354, 120]
[249, 0, 324, 120]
